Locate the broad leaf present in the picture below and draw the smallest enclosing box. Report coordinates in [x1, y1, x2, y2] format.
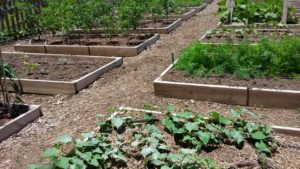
[111, 117, 124, 129]
[56, 135, 72, 144]
[42, 147, 59, 158]
[251, 131, 267, 140]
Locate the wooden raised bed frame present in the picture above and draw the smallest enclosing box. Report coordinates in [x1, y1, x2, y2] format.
[14, 34, 160, 57]
[3, 52, 123, 95]
[167, 9, 196, 21]
[73, 19, 182, 35]
[188, 3, 207, 13]
[0, 105, 42, 142]
[222, 22, 300, 29]
[153, 60, 300, 109]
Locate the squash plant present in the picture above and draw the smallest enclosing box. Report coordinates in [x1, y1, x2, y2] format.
[31, 106, 279, 168]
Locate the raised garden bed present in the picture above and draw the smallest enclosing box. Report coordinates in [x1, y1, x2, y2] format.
[2, 52, 123, 95]
[188, 3, 207, 13]
[200, 27, 300, 43]
[154, 39, 300, 109]
[14, 34, 160, 57]
[0, 104, 42, 142]
[223, 23, 300, 29]
[145, 9, 197, 21]
[73, 19, 182, 34]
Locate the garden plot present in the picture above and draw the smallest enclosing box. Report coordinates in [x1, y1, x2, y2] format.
[145, 9, 197, 21]
[73, 19, 182, 35]
[201, 27, 300, 43]
[2, 52, 122, 95]
[14, 34, 160, 57]
[0, 104, 42, 142]
[30, 107, 300, 169]
[154, 38, 300, 109]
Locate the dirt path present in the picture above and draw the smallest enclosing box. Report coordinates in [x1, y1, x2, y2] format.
[0, 1, 299, 168]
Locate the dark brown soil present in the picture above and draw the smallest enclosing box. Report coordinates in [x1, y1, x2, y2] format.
[2, 53, 113, 81]
[202, 29, 300, 43]
[20, 34, 154, 46]
[0, 104, 29, 126]
[164, 69, 300, 90]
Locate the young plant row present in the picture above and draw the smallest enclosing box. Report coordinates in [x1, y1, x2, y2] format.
[217, 0, 299, 24]
[16, 0, 204, 39]
[175, 37, 300, 80]
[30, 106, 278, 169]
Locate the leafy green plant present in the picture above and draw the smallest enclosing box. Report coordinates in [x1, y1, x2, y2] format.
[217, 0, 299, 24]
[32, 106, 279, 168]
[0, 50, 23, 118]
[175, 37, 300, 79]
[23, 55, 40, 75]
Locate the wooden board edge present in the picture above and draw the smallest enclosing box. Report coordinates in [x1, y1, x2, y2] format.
[0, 105, 42, 142]
[74, 57, 123, 92]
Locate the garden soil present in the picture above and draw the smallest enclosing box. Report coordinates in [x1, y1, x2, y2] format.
[3, 54, 113, 81]
[0, 1, 299, 168]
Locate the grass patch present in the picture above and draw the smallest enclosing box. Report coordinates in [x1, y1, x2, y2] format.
[175, 37, 300, 80]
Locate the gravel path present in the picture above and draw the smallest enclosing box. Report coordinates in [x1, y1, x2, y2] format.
[0, 1, 299, 168]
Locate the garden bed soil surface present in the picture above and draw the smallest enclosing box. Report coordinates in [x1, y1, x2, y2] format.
[27, 34, 153, 47]
[164, 69, 300, 91]
[2, 53, 113, 81]
[0, 1, 299, 168]
[201, 29, 300, 43]
[0, 104, 29, 126]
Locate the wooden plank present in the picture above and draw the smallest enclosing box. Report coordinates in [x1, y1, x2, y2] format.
[74, 57, 123, 92]
[249, 88, 300, 109]
[16, 79, 76, 95]
[14, 44, 46, 53]
[136, 34, 160, 54]
[0, 105, 42, 142]
[168, 9, 196, 21]
[188, 3, 207, 13]
[45, 45, 90, 55]
[272, 125, 300, 137]
[282, 0, 289, 23]
[154, 80, 248, 105]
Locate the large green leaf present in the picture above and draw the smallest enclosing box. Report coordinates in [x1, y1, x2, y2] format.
[197, 131, 211, 145]
[251, 131, 267, 140]
[111, 117, 124, 129]
[255, 141, 271, 153]
[42, 147, 60, 158]
[184, 122, 200, 132]
[56, 135, 72, 144]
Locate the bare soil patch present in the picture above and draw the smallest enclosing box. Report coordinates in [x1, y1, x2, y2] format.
[164, 69, 300, 90]
[3, 53, 113, 81]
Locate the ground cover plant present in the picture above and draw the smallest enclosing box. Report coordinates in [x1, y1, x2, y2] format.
[175, 37, 300, 80]
[30, 106, 280, 169]
[217, 0, 299, 24]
